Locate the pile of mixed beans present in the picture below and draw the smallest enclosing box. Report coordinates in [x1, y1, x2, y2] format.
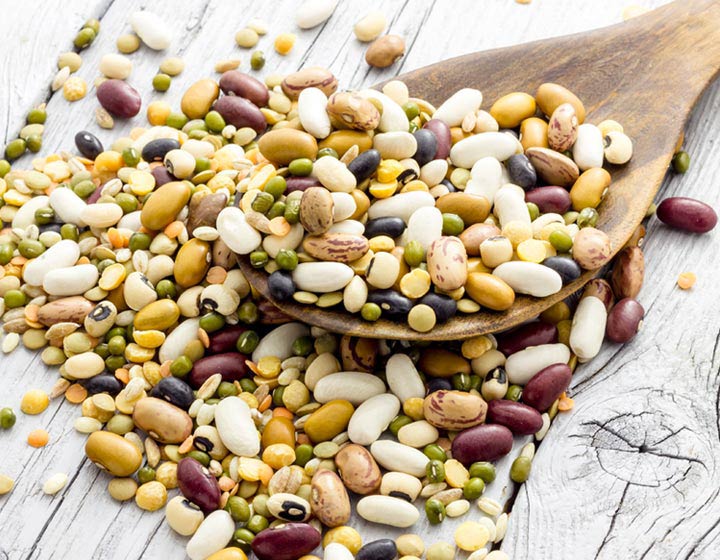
[0, 4, 718, 560]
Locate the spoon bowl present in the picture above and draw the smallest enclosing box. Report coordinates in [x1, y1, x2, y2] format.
[240, 0, 720, 340]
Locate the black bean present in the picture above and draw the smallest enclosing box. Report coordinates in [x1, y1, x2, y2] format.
[356, 539, 398, 560]
[543, 256, 581, 284]
[142, 138, 181, 162]
[74, 131, 104, 160]
[363, 217, 406, 239]
[419, 292, 457, 323]
[267, 270, 296, 301]
[152, 165, 175, 186]
[39, 223, 62, 234]
[82, 374, 122, 395]
[427, 377, 453, 393]
[507, 154, 537, 189]
[412, 129, 438, 167]
[348, 149, 381, 182]
[367, 289, 413, 316]
[150, 377, 195, 410]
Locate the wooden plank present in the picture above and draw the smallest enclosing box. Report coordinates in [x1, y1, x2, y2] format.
[5, 0, 718, 559]
[502, 78, 720, 559]
[0, 0, 113, 146]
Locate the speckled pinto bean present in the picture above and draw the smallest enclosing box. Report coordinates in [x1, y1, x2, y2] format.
[656, 197, 718, 233]
[521, 363, 572, 411]
[610, 246, 644, 299]
[177, 457, 221, 513]
[451, 424, 514, 465]
[496, 321, 558, 355]
[189, 352, 249, 388]
[251, 523, 322, 560]
[581, 278, 615, 311]
[606, 298, 644, 343]
[486, 399, 544, 435]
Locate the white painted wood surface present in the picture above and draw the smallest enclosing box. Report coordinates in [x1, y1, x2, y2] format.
[4, 0, 719, 559]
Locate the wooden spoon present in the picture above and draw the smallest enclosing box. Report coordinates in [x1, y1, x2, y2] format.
[240, 0, 720, 340]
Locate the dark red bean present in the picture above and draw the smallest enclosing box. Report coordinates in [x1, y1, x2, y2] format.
[251, 523, 322, 560]
[85, 186, 103, 204]
[152, 165, 175, 186]
[656, 197, 717, 233]
[96, 79, 142, 118]
[422, 119, 451, 160]
[487, 399, 543, 435]
[286, 176, 322, 194]
[525, 186, 572, 214]
[496, 321, 557, 356]
[606, 298, 644, 343]
[214, 95, 267, 134]
[218, 70, 269, 107]
[522, 363, 572, 412]
[208, 325, 247, 354]
[189, 352, 248, 388]
[176, 457, 221, 513]
[451, 424, 514, 465]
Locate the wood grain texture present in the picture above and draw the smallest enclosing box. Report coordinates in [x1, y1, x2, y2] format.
[242, 0, 720, 340]
[4, 1, 720, 559]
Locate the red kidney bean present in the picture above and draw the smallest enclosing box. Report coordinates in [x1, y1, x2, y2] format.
[422, 119, 451, 160]
[214, 95, 266, 134]
[96, 79, 142, 118]
[487, 399, 544, 435]
[610, 246, 644, 299]
[251, 523, 322, 560]
[656, 197, 718, 233]
[286, 176, 322, 193]
[496, 321, 557, 356]
[522, 363, 572, 412]
[581, 278, 614, 311]
[525, 186, 572, 214]
[219, 70, 270, 107]
[208, 325, 247, 354]
[606, 298, 644, 343]
[451, 424, 514, 465]
[189, 352, 248, 388]
[176, 457, 221, 513]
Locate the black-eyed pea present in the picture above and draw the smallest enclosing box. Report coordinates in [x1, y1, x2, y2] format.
[603, 130, 633, 164]
[480, 236, 513, 269]
[569, 168, 611, 211]
[597, 119, 624, 137]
